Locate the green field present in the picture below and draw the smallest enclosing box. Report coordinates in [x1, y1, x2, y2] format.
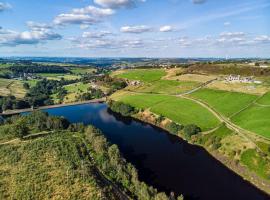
[232, 105, 270, 139]
[113, 93, 220, 131]
[190, 89, 258, 117]
[257, 92, 270, 105]
[135, 80, 200, 95]
[38, 73, 81, 80]
[117, 69, 166, 82]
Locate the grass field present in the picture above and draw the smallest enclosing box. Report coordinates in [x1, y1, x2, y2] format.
[190, 89, 258, 117]
[70, 67, 96, 74]
[0, 78, 26, 98]
[38, 73, 81, 80]
[63, 82, 90, 102]
[134, 80, 200, 95]
[117, 69, 166, 82]
[257, 92, 270, 105]
[232, 105, 270, 139]
[112, 92, 220, 131]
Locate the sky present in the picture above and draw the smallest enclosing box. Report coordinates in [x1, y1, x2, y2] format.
[0, 0, 269, 58]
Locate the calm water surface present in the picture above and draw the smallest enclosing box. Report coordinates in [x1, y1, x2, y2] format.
[42, 103, 269, 200]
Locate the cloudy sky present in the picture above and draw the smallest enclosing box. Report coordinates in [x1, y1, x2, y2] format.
[0, 0, 269, 57]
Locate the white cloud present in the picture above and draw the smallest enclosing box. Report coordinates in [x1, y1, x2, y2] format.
[220, 32, 245, 38]
[54, 6, 114, 26]
[94, 0, 145, 9]
[254, 35, 270, 42]
[0, 2, 11, 12]
[0, 26, 62, 46]
[82, 31, 113, 39]
[120, 25, 152, 33]
[160, 25, 173, 32]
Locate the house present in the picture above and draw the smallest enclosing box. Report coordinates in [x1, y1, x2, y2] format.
[225, 75, 261, 84]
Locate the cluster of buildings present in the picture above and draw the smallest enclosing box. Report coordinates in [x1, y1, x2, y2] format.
[225, 75, 262, 84]
[11, 73, 39, 81]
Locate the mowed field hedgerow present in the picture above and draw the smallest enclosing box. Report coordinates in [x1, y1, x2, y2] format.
[232, 105, 270, 139]
[116, 69, 166, 82]
[190, 89, 258, 117]
[112, 92, 220, 131]
[135, 80, 200, 95]
[257, 92, 270, 105]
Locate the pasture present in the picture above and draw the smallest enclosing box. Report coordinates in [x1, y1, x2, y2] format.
[257, 92, 270, 105]
[116, 69, 166, 82]
[0, 78, 26, 98]
[135, 80, 200, 95]
[112, 92, 220, 131]
[232, 105, 270, 139]
[190, 89, 258, 117]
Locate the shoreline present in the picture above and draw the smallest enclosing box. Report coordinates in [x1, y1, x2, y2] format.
[0, 97, 106, 116]
[2, 99, 270, 196]
[128, 109, 270, 196]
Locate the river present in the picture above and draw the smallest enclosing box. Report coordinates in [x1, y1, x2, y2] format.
[41, 103, 269, 200]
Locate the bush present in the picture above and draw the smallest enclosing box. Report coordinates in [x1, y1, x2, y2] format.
[108, 100, 137, 117]
[183, 124, 201, 139]
[166, 122, 184, 135]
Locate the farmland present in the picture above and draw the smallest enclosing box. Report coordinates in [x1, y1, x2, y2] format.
[190, 89, 258, 117]
[111, 67, 270, 190]
[232, 105, 270, 139]
[111, 92, 220, 131]
[0, 78, 26, 98]
[257, 92, 270, 105]
[116, 69, 166, 82]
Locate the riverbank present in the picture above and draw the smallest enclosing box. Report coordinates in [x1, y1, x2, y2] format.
[0, 98, 106, 116]
[124, 108, 270, 196]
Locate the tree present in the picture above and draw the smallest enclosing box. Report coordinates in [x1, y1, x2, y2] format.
[183, 124, 201, 139]
[23, 82, 30, 90]
[13, 118, 29, 139]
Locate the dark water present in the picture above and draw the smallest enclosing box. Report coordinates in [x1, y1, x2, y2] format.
[41, 103, 269, 200]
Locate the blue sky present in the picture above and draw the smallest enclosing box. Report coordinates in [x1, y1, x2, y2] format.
[0, 0, 269, 57]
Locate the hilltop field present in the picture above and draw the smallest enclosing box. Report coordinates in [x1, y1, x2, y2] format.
[110, 65, 270, 193]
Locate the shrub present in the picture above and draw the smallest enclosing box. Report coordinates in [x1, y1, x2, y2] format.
[166, 122, 184, 135]
[183, 124, 201, 139]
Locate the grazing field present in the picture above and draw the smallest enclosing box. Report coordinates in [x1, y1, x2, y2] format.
[70, 67, 96, 74]
[257, 92, 270, 105]
[135, 80, 200, 95]
[207, 80, 268, 95]
[150, 97, 220, 131]
[38, 73, 81, 80]
[111, 92, 173, 109]
[190, 89, 258, 117]
[116, 69, 166, 82]
[0, 78, 26, 98]
[232, 105, 270, 139]
[167, 73, 217, 83]
[112, 92, 220, 131]
[63, 82, 90, 102]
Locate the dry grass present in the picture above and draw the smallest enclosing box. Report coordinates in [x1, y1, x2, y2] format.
[166, 73, 217, 83]
[207, 80, 269, 95]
